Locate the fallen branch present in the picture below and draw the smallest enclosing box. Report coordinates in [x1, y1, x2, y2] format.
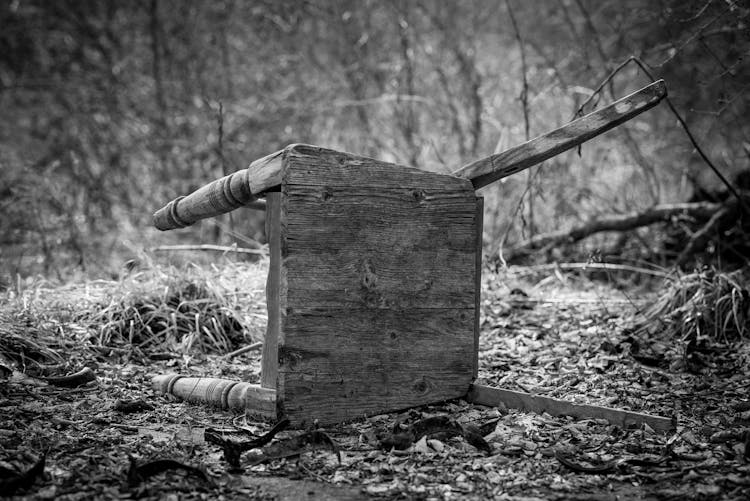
[675, 204, 738, 267]
[503, 202, 723, 261]
[150, 244, 265, 255]
[514, 262, 669, 278]
[223, 341, 263, 360]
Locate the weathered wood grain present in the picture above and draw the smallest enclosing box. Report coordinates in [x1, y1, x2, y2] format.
[276, 145, 480, 426]
[467, 384, 675, 433]
[277, 308, 475, 424]
[261, 192, 281, 389]
[473, 197, 483, 378]
[153, 149, 283, 230]
[453, 80, 667, 189]
[279, 309, 476, 365]
[151, 374, 276, 419]
[282, 144, 471, 191]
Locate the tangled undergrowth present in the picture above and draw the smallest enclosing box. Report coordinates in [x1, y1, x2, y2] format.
[636, 268, 749, 341]
[0, 311, 63, 369]
[95, 279, 246, 354]
[1, 260, 268, 358]
[599, 266, 748, 377]
[631, 268, 749, 342]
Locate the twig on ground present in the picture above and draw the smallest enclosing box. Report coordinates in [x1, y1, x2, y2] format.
[150, 244, 265, 255]
[223, 341, 263, 360]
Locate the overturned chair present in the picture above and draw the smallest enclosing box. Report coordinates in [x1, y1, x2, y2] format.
[152, 80, 674, 432]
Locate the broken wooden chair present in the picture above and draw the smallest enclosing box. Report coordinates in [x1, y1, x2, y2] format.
[152, 80, 673, 433]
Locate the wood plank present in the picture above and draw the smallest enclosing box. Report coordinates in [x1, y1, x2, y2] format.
[278, 309, 475, 425]
[149, 244, 264, 255]
[284, 187, 478, 211]
[279, 308, 475, 370]
[467, 383, 675, 433]
[280, 372, 472, 426]
[261, 192, 281, 389]
[281, 176, 477, 311]
[453, 80, 667, 189]
[284, 263, 475, 310]
[283, 184, 478, 311]
[153, 148, 284, 230]
[151, 374, 276, 419]
[277, 149, 479, 427]
[473, 197, 483, 378]
[283, 143, 476, 191]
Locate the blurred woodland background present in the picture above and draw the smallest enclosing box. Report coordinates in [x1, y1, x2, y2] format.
[1, 0, 749, 281]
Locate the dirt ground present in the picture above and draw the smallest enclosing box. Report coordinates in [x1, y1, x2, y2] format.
[1, 266, 749, 500]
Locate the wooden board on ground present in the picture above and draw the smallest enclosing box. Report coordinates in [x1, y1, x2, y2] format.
[277, 145, 481, 427]
[467, 383, 675, 433]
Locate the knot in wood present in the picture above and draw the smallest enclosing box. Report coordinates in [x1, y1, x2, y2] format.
[360, 261, 378, 290]
[413, 379, 429, 394]
[278, 347, 304, 369]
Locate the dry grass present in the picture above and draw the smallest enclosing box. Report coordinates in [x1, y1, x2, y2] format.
[0, 310, 64, 369]
[2, 257, 746, 374]
[0, 259, 269, 359]
[632, 268, 749, 342]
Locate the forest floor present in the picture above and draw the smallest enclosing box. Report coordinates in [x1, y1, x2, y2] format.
[0, 260, 748, 500]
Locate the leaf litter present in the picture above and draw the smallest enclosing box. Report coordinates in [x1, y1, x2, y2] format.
[0, 261, 748, 499]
